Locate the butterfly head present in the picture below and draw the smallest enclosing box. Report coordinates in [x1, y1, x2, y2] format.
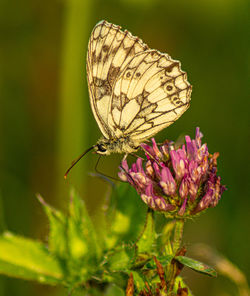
[94, 138, 112, 155]
[95, 143, 109, 155]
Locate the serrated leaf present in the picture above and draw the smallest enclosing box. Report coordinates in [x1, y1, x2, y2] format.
[37, 194, 68, 259]
[0, 232, 64, 284]
[137, 210, 155, 254]
[63, 189, 103, 284]
[102, 272, 126, 288]
[130, 271, 146, 292]
[107, 245, 136, 271]
[67, 188, 102, 262]
[104, 284, 125, 296]
[105, 183, 147, 248]
[38, 189, 103, 285]
[175, 256, 217, 277]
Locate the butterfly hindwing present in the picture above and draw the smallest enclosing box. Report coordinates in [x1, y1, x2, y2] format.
[109, 50, 191, 142]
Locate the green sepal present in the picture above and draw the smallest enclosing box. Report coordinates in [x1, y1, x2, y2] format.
[0, 232, 64, 284]
[175, 256, 217, 277]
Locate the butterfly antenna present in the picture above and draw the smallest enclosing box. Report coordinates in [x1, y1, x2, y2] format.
[64, 146, 95, 179]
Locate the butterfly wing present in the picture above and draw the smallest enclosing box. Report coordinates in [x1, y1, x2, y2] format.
[87, 20, 148, 139]
[109, 49, 192, 143]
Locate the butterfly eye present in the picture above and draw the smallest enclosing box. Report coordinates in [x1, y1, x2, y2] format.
[97, 144, 107, 152]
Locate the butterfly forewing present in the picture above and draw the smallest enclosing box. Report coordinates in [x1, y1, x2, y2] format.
[87, 20, 148, 139]
[87, 20, 192, 153]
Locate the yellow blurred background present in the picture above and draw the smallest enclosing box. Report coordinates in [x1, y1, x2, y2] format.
[0, 0, 249, 295]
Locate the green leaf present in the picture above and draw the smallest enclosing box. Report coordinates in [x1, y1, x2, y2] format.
[175, 256, 217, 277]
[0, 232, 64, 284]
[106, 245, 136, 271]
[38, 189, 103, 285]
[37, 194, 68, 260]
[104, 284, 125, 296]
[105, 183, 147, 248]
[70, 286, 102, 296]
[144, 255, 173, 270]
[62, 189, 103, 284]
[102, 272, 126, 288]
[67, 188, 102, 262]
[136, 210, 155, 254]
[133, 253, 151, 268]
[130, 271, 146, 292]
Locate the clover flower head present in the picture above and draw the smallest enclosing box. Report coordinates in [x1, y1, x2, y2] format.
[118, 128, 226, 218]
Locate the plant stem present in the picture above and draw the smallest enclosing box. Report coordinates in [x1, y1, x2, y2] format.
[167, 219, 185, 292]
[172, 219, 185, 254]
[56, 0, 93, 200]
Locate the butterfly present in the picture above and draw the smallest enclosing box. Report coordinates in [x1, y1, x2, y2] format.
[65, 20, 192, 178]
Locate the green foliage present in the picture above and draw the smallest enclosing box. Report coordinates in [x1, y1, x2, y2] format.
[0, 183, 224, 295]
[173, 277, 194, 296]
[37, 194, 68, 260]
[37, 189, 103, 287]
[136, 210, 155, 254]
[175, 256, 217, 277]
[103, 285, 125, 296]
[105, 182, 147, 248]
[0, 232, 64, 284]
[106, 244, 136, 272]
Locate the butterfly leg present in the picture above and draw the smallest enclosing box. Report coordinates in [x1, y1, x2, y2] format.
[123, 152, 146, 161]
[93, 155, 120, 182]
[130, 152, 146, 160]
[122, 153, 128, 161]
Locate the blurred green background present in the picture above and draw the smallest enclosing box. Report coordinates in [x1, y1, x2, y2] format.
[0, 0, 249, 295]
